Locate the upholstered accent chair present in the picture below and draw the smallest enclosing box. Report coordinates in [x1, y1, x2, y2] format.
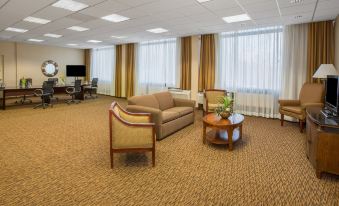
[279, 83, 325, 133]
[203, 89, 226, 115]
[109, 102, 156, 168]
[126, 91, 195, 140]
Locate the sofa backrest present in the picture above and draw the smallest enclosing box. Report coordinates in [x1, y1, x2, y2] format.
[128, 94, 160, 109]
[152, 91, 174, 111]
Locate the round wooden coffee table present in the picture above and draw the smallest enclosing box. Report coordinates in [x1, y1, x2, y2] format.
[202, 113, 244, 151]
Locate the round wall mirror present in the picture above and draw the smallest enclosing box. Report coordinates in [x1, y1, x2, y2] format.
[41, 60, 58, 77]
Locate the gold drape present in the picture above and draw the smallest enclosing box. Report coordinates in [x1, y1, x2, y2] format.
[115, 45, 122, 97]
[198, 34, 216, 91]
[180, 36, 192, 90]
[125, 43, 135, 98]
[307, 20, 335, 83]
[84, 49, 91, 81]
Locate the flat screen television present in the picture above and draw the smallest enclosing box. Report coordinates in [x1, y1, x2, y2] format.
[325, 75, 339, 116]
[66, 65, 86, 77]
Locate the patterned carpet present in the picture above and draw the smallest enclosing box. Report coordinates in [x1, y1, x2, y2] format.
[0, 96, 338, 205]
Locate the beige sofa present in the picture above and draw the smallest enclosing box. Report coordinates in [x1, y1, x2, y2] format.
[126, 91, 195, 140]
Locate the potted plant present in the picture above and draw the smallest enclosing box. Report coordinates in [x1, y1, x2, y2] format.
[215, 96, 233, 119]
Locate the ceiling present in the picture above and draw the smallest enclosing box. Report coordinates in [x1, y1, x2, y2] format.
[0, 0, 338, 49]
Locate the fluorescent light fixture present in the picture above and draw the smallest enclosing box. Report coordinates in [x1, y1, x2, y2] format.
[222, 14, 251, 23]
[101, 14, 130, 23]
[5, 27, 28, 33]
[28, 39, 44, 42]
[44, 33, 62, 38]
[196, 0, 212, 3]
[87, 40, 102, 43]
[290, 0, 303, 4]
[52, 0, 88, 12]
[147, 28, 168, 33]
[24, 16, 50, 24]
[67, 26, 89, 32]
[111, 35, 127, 39]
[67, 43, 78, 46]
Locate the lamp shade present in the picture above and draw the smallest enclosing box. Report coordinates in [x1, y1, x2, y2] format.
[313, 64, 338, 79]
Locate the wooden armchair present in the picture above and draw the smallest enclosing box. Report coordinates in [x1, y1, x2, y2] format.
[203, 89, 226, 115]
[109, 102, 156, 168]
[279, 83, 324, 132]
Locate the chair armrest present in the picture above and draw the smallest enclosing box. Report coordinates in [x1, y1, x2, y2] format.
[66, 87, 75, 94]
[34, 89, 43, 97]
[173, 98, 196, 108]
[119, 109, 152, 123]
[301, 103, 324, 109]
[126, 105, 162, 125]
[278, 100, 300, 106]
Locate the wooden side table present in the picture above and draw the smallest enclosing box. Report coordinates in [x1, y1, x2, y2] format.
[202, 113, 244, 151]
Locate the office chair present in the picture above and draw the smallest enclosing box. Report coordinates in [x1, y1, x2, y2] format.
[15, 78, 33, 104]
[85, 78, 98, 99]
[66, 79, 82, 104]
[47, 80, 59, 103]
[34, 81, 54, 109]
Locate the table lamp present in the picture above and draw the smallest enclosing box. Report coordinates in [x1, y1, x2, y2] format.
[313, 64, 338, 79]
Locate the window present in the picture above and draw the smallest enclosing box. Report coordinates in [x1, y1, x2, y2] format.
[216, 27, 283, 118]
[136, 38, 178, 95]
[91, 47, 115, 96]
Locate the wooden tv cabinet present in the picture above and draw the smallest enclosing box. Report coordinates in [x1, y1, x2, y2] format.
[306, 107, 339, 178]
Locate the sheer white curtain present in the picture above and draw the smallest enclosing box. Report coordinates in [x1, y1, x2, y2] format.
[91, 47, 115, 96]
[280, 24, 308, 100]
[136, 38, 178, 95]
[216, 27, 283, 118]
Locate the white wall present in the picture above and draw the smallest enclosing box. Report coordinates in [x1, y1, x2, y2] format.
[0, 41, 85, 86]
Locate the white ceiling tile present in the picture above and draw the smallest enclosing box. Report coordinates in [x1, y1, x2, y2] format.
[33, 6, 73, 21]
[200, 0, 239, 11]
[79, 0, 131, 17]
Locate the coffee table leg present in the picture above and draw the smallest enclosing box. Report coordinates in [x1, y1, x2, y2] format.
[203, 123, 206, 144]
[228, 128, 234, 151]
[239, 125, 243, 140]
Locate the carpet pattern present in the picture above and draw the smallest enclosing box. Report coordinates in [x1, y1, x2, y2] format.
[0, 96, 338, 205]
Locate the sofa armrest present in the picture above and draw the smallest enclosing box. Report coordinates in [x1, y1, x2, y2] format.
[173, 98, 196, 108]
[126, 105, 162, 125]
[278, 99, 300, 106]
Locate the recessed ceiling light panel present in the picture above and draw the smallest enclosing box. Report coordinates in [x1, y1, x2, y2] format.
[196, 0, 212, 3]
[24, 16, 51, 24]
[101, 14, 130, 22]
[87, 40, 102, 43]
[67, 26, 89, 32]
[44, 33, 62, 38]
[222, 14, 251, 23]
[147, 28, 168, 33]
[28, 39, 44, 42]
[5, 27, 28, 33]
[290, 0, 303, 4]
[111, 35, 127, 39]
[52, 0, 88, 12]
[67, 43, 78, 46]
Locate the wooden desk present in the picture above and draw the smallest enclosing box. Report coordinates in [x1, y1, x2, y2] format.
[0, 85, 87, 110]
[306, 107, 339, 178]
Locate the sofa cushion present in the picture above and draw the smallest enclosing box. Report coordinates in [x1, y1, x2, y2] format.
[162, 107, 193, 123]
[153, 92, 174, 111]
[162, 110, 180, 123]
[128, 95, 159, 109]
[281, 106, 304, 115]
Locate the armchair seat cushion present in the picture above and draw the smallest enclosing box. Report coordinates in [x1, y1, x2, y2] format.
[206, 103, 220, 112]
[162, 107, 194, 123]
[281, 106, 304, 115]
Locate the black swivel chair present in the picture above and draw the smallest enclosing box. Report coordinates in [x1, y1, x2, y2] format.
[66, 79, 82, 104]
[48, 78, 58, 86]
[34, 81, 54, 109]
[85, 78, 98, 99]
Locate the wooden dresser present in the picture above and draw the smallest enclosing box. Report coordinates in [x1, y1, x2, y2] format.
[306, 107, 339, 178]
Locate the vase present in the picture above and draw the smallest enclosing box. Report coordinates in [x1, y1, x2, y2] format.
[220, 111, 231, 119]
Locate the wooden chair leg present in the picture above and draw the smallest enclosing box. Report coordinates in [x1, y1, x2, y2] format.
[280, 114, 284, 126]
[152, 149, 155, 167]
[110, 149, 114, 169]
[299, 120, 304, 133]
